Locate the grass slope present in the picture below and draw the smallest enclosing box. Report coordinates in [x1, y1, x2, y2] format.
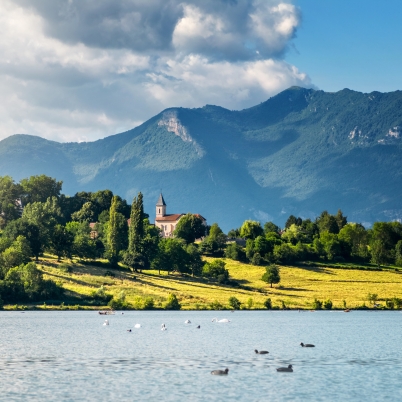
[13, 256, 402, 310]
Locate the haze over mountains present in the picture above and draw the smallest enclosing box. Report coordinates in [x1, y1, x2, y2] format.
[1, 86, 401, 231]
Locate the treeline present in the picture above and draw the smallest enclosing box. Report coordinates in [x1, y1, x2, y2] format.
[1, 174, 402, 306]
[224, 211, 402, 267]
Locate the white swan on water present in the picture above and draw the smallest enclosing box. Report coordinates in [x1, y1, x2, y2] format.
[134, 323, 141, 329]
[161, 323, 167, 331]
[103, 320, 109, 326]
[212, 318, 230, 323]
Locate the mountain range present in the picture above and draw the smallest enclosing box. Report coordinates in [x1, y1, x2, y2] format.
[1, 86, 402, 231]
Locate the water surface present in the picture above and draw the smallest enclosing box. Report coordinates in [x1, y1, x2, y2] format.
[0, 310, 401, 401]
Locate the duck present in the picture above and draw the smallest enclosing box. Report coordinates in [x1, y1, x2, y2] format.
[161, 323, 167, 331]
[127, 329, 132, 332]
[212, 318, 230, 323]
[196, 325, 200, 329]
[185, 320, 191, 324]
[276, 365, 293, 372]
[300, 342, 315, 347]
[103, 320, 109, 326]
[254, 349, 269, 354]
[211, 368, 229, 375]
[134, 323, 141, 329]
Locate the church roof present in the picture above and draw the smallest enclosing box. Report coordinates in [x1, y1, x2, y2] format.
[155, 214, 183, 222]
[156, 193, 166, 206]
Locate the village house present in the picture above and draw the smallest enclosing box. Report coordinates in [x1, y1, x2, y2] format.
[154, 193, 206, 237]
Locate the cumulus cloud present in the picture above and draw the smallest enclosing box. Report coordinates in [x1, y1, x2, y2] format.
[0, 0, 312, 142]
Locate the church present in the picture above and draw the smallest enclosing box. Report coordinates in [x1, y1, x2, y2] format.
[154, 193, 206, 237]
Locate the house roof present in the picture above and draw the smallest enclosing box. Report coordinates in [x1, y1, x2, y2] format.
[155, 213, 183, 222]
[156, 193, 166, 206]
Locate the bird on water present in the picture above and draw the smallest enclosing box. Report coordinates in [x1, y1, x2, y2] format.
[276, 365, 293, 372]
[254, 349, 269, 354]
[300, 342, 315, 347]
[211, 368, 229, 375]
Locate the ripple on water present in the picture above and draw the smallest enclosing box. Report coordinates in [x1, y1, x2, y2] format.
[0, 310, 401, 401]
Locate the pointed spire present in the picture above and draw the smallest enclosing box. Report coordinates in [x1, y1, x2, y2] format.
[156, 193, 166, 206]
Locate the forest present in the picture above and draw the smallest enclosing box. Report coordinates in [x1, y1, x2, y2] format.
[0, 174, 402, 308]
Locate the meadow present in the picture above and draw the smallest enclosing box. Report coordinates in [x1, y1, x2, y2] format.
[19, 255, 402, 311]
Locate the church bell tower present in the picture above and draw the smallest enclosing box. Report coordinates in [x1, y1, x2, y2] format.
[156, 193, 166, 217]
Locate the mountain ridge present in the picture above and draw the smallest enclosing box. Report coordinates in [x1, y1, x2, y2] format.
[1, 86, 402, 231]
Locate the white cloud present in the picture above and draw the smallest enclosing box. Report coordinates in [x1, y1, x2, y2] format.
[146, 55, 310, 110]
[0, 0, 312, 143]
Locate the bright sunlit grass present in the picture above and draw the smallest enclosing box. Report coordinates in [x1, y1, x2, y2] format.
[35, 256, 402, 310]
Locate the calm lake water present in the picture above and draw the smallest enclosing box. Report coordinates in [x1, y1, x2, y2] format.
[0, 310, 401, 401]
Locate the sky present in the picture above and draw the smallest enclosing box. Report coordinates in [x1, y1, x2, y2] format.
[0, 0, 401, 143]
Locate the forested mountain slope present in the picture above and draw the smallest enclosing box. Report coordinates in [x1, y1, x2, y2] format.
[1, 86, 402, 230]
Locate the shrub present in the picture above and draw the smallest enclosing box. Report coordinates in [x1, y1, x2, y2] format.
[164, 293, 181, 310]
[143, 297, 154, 310]
[367, 293, 378, 306]
[323, 299, 333, 310]
[108, 291, 130, 310]
[90, 285, 113, 304]
[393, 297, 402, 309]
[209, 300, 224, 310]
[263, 298, 272, 309]
[228, 296, 241, 310]
[247, 297, 254, 309]
[203, 260, 230, 284]
[312, 298, 323, 310]
[386, 299, 395, 309]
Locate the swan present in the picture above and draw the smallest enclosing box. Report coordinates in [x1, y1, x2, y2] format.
[211, 368, 229, 375]
[185, 320, 191, 324]
[254, 349, 269, 354]
[276, 365, 293, 372]
[300, 342, 315, 347]
[161, 323, 167, 331]
[134, 323, 141, 329]
[103, 320, 109, 326]
[212, 318, 230, 323]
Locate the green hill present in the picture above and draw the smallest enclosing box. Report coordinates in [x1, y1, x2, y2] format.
[1, 86, 402, 230]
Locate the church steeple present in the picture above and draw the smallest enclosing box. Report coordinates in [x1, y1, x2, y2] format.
[156, 193, 166, 217]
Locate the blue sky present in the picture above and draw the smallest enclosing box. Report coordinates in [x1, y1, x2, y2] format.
[0, 0, 400, 142]
[288, 0, 402, 93]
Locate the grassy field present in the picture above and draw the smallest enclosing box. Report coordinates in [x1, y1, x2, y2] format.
[14, 255, 401, 311]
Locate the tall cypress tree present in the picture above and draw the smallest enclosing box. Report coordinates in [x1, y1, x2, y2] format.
[107, 195, 119, 265]
[129, 192, 144, 255]
[126, 192, 145, 271]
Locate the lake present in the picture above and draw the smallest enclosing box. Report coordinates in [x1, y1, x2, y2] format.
[0, 310, 401, 401]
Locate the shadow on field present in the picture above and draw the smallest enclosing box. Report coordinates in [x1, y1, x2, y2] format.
[44, 271, 110, 288]
[298, 267, 336, 275]
[279, 287, 311, 292]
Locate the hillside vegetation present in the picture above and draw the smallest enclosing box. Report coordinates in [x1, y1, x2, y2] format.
[1, 86, 402, 229]
[1, 174, 402, 310]
[28, 256, 402, 311]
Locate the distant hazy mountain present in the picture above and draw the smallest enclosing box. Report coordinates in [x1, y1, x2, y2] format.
[1, 86, 402, 231]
